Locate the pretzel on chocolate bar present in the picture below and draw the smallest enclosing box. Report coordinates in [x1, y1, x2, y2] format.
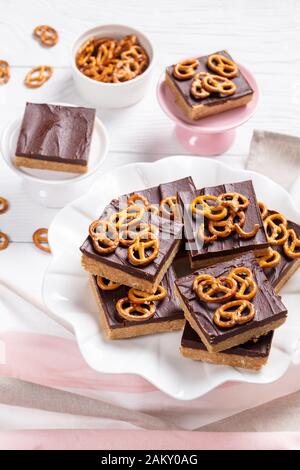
[89, 220, 119, 254]
[256, 247, 281, 269]
[191, 73, 210, 99]
[234, 222, 259, 239]
[173, 58, 199, 80]
[97, 276, 120, 291]
[258, 201, 269, 220]
[228, 267, 257, 301]
[116, 297, 156, 322]
[191, 195, 228, 221]
[284, 229, 300, 259]
[110, 204, 145, 229]
[198, 223, 218, 243]
[196, 276, 238, 303]
[207, 54, 238, 78]
[160, 196, 180, 220]
[127, 232, 159, 266]
[127, 193, 149, 207]
[264, 213, 289, 245]
[128, 285, 166, 304]
[214, 300, 255, 328]
[202, 74, 236, 96]
[218, 192, 249, 213]
[119, 223, 158, 247]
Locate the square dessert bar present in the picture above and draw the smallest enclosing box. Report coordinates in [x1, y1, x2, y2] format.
[257, 208, 300, 293]
[165, 50, 254, 120]
[180, 321, 274, 370]
[81, 178, 195, 293]
[15, 102, 96, 173]
[175, 252, 287, 353]
[179, 180, 269, 269]
[90, 266, 184, 339]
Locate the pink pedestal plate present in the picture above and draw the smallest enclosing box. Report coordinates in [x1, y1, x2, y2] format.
[157, 64, 259, 156]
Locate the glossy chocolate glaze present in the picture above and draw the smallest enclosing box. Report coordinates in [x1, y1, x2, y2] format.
[166, 50, 254, 107]
[178, 180, 269, 263]
[175, 252, 287, 345]
[181, 321, 274, 358]
[93, 265, 183, 329]
[16, 103, 96, 165]
[80, 178, 195, 282]
[263, 211, 300, 287]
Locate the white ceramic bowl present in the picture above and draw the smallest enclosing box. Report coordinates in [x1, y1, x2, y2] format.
[0, 103, 109, 208]
[71, 24, 154, 108]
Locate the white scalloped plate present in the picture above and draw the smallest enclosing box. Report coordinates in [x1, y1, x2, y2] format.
[43, 156, 300, 400]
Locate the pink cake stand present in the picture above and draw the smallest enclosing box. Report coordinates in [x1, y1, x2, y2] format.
[157, 64, 259, 156]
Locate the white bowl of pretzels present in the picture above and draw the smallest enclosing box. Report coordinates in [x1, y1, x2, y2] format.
[71, 24, 154, 108]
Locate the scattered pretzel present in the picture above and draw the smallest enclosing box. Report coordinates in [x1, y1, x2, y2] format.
[208, 215, 234, 238]
[110, 204, 145, 230]
[191, 195, 228, 221]
[33, 25, 58, 47]
[97, 276, 120, 291]
[0, 197, 9, 214]
[214, 300, 255, 328]
[0, 60, 10, 85]
[173, 58, 199, 80]
[24, 65, 53, 88]
[192, 274, 216, 292]
[160, 196, 179, 220]
[258, 201, 269, 220]
[128, 285, 166, 304]
[198, 223, 217, 243]
[128, 232, 159, 266]
[32, 228, 51, 253]
[116, 297, 156, 322]
[191, 72, 210, 99]
[202, 74, 236, 95]
[264, 213, 288, 245]
[284, 229, 300, 259]
[228, 267, 257, 301]
[218, 192, 249, 213]
[127, 193, 149, 207]
[146, 204, 159, 215]
[0, 232, 9, 251]
[89, 220, 119, 254]
[196, 276, 238, 303]
[257, 247, 281, 269]
[76, 35, 148, 83]
[207, 54, 238, 78]
[119, 223, 158, 247]
[234, 222, 259, 239]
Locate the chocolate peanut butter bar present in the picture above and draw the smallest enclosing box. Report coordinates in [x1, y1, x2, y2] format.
[90, 266, 184, 339]
[15, 103, 96, 173]
[180, 321, 273, 370]
[179, 180, 269, 269]
[175, 252, 287, 353]
[165, 50, 254, 121]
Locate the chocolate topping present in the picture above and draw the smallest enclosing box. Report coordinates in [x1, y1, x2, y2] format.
[178, 180, 269, 263]
[166, 50, 254, 108]
[93, 266, 183, 329]
[175, 252, 287, 345]
[263, 211, 300, 287]
[81, 177, 195, 282]
[181, 321, 273, 358]
[16, 103, 96, 165]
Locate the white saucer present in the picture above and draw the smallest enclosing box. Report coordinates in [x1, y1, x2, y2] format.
[0, 103, 109, 208]
[42, 156, 300, 400]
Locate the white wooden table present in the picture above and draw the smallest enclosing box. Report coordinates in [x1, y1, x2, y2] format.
[0, 0, 300, 435]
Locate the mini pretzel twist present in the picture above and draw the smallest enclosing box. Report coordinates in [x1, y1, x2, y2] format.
[283, 229, 300, 259]
[258, 201, 269, 220]
[119, 223, 158, 247]
[110, 204, 145, 229]
[0, 60, 10, 85]
[173, 58, 199, 80]
[191, 195, 228, 221]
[207, 54, 238, 78]
[264, 213, 289, 245]
[0, 232, 9, 251]
[116, 297, 156, 322]
[218, 192, 249, 213]
[198, 223, 218, 243]
[202, 74, 236, 96]
[192, 274, 216, 292]
[97, 276, 120, 291]
[214, 300, 255, 328]
[160, 196, 180, 220]
[33, 25, 59, 47]
[113, 59, 140, 82]
[196, 276, 238, 303]
[32, 228, 51, 253]
[127, 193, 149, 207]
[256, 247, 281, 269]
[89, 220, 119, 254]
[228, 267, 257, 301]
[0, 196, 9, 214]
[208, 215, 234, 238]
[24, 65, 53, 88]
[128, 232, 160, 266]
[128, 285, 167, 304]
[234, 222, 259, 239]
[190, 72, 210, 99]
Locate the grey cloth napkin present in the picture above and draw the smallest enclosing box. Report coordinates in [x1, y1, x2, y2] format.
[247, 130, 300, 204]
